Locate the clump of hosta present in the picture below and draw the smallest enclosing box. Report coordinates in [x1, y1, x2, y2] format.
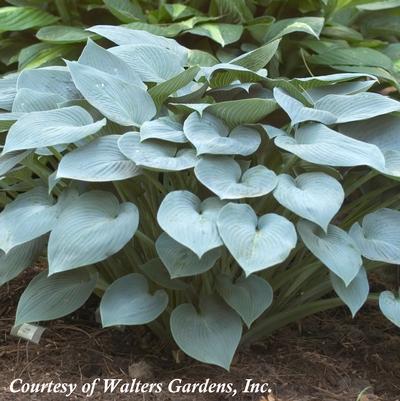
[1, 25, 400, 370]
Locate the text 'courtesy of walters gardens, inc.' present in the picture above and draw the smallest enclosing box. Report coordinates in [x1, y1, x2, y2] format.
[9, 378, 274, 398]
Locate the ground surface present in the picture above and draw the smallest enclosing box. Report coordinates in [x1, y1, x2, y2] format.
[0, 268, 399, 401]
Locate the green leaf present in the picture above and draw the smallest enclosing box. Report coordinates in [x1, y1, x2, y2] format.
[297, 219, 362, 285]
[379, 291, 400, 328]
[100, 273, 168, 327]
[57, 135, 140, 182]
[273, 172, 344, 231]
[78, 39, 145, 89]
[275, 123, 386, 171]
[0, 187, 59, 253]
[330, 267, 369, 317]
[217, 203, 297, 276]
[0, 150, 30, 176]
[118, 132, 196, 171]
[157, 191, 225, 258]
[210, 0, 253, 23]
[103, 0, 144, 22]
[195, 156, 277, 199]
[140, 258, 188, 291]
[170, 296, 242, 370]
[188, 23, 243, 47]
[217, 274, 273, 328]
[48, 191, 139, 274]
[357, 1, 400, 10]
[109, 44, 185, 83]
[265, 17, 324, 42]
[37, 26, 94, 44]
[183, 112, 261, 155]
[0, 237, 44, 287]
[4, 106, 106, 153]
[349, 209, 400, 264]
[156, 233, 221, 278]
[15, 269, 97, 326]
[0, 6, 58, 31]
[140, 117, 186, 143]
[67, 61, 156, 127]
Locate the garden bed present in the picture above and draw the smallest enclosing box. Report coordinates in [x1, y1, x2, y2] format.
[0, 267, 398, 401]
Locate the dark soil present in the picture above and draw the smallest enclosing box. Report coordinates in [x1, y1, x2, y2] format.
[0, 267, 399, 401]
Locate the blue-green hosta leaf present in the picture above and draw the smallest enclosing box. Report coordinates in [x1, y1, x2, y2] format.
[170, 296, 242, 370]
[140, 258, 188, 291]
[195, 156, 277, 199]
[15, 269, 97, 326]
[330, 267, 369, 317]
[0, 6, 58, 31]
[48, 191, 139, 274]
[156, 233, 221, 278]
[0, 112, 20, 132]
[217, 274, 273, 328]
[188, 23, 243, 47]
[349, 209, 400, 264]
[109, 44, 184, 83]
[88, 25, 188, 64]
[273, 172, 344, 231]
[17, 67, 80, 100]
[217, 203, 297, 276]
[12, 88, 65, 112]
[0, 237, 45, 286]
[118, 132, 196, 171]
[297, 219, 362, 285]
[140, 117, 186, 143]
[274, 88, 337, 125]
[314, 93, 400, 123]
[275, 123, 386, 171]
[0, 150, 31, 176]
[265, 17, 324, 41]
[100, 273, 168, 327]
[157, 191, 225, 258]
[357, 0, 400, 10]
[0, 73, 18, 111]
[0, 187, 58, 253]
[78, 39, 145, 89]
[67, 61, 156, 127]
[3, 106, 106, 153]
[183, 112, 260, 156]
[36, 25, 94, 44]
[379, 291, 400, 328]
[290, 73, 377, 90]
[57, 135, 140, 182]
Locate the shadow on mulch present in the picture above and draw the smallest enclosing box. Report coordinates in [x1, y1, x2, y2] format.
[0, 267, 399, 401]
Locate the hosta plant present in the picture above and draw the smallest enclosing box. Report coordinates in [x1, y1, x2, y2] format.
[1, 24, 400, 370]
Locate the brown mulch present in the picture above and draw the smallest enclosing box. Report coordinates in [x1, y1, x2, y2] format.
[0, 268, 399, 401]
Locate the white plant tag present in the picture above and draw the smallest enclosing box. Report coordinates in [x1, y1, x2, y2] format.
[11, 323, 45, 344]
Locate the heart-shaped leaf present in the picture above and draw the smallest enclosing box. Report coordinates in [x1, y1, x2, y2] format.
[156, 233, 221, 278]
[157, 191, 225, 257]
[275, 123, 386, 171]
[183, 112, 261, 156]
[330, 267, 369, 317]
[57, 135, 140, 182]
[349, 209, 400, 264]
[0, 237, 45, 287]
[217, 274, 273, 327]
[118, 132, 196, 171]
[67, 61, 156, 127]
[78, 39, 146, 89]
[379, 290, 400, 328]
[48, 191, 139, 274]
[140, 117, 187, 143]
[195, 156, 277, 199]
[15, 269, 97, 326]
[109, 44, 184, 83]
[217, 203, 297, 276]
[273, 172, 344, 231]
[3, 106, 106, 153]
[0, 187, 58, 253]
[100, 273, 168, 327]
[170, 296, 242, 370]
[297, 219, 362, 285]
